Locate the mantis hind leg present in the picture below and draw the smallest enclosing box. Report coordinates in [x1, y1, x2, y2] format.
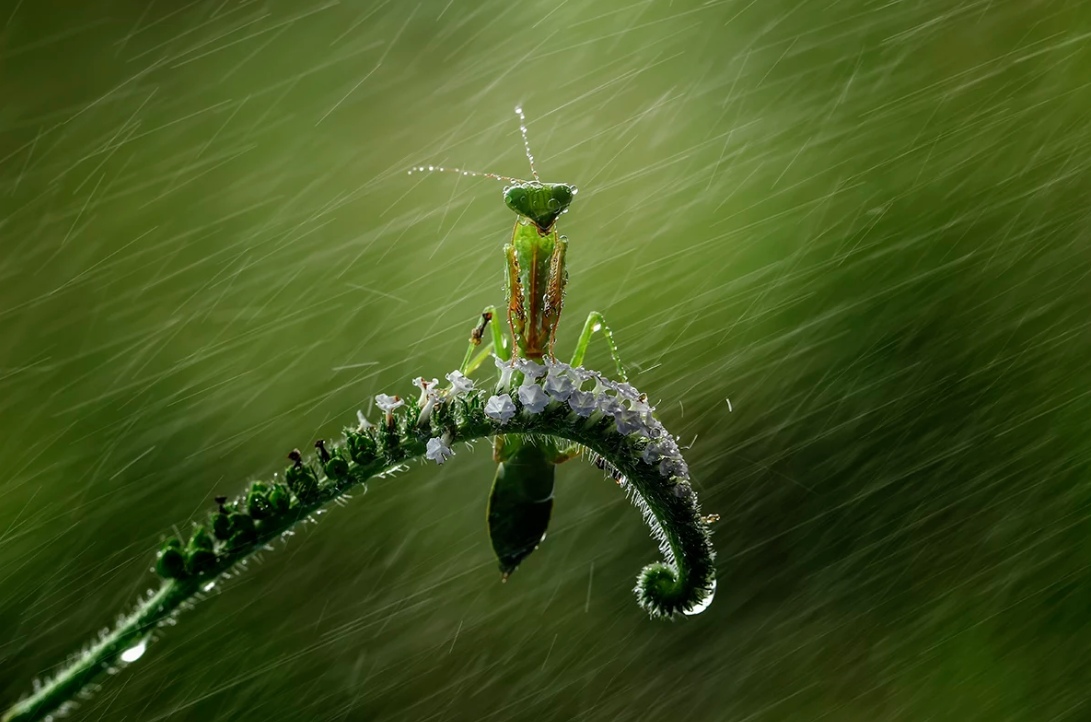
[570, 311, 627, 382]
[558, 312, 628, 463]
[460, 306, 510, 375]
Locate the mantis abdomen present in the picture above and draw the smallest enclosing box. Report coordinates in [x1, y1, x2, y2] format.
[488, 434, 558, 578]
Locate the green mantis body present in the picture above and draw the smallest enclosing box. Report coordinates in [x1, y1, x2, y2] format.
[421, 108, 628, 578]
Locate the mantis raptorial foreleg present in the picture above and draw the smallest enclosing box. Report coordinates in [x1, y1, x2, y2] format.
[460, 306, 509, 375]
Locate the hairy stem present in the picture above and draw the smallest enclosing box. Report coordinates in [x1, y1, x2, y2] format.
[2, 582, 193, 722]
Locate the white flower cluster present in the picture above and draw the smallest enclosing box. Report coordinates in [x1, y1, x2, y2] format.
[357, 371, 478, 465]
[482, 356, 691, 481]
[362, 359, 690, 481]
[418, 371, 481, 464]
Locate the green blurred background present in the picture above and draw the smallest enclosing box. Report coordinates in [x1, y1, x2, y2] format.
[2, 1, 1090, 719]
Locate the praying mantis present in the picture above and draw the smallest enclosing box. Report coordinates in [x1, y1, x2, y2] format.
[412, 107, 630, 578]
[2, 107, 715, 722]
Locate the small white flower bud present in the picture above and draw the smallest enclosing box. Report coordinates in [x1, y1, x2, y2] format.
[517, 383, 550, 414]
[484, 394, 517, 424]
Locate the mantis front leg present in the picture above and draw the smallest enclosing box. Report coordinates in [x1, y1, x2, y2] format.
[460, 306, 509, 375]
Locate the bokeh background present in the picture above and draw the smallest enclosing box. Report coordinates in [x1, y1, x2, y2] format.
[2, 1, 1090, 720]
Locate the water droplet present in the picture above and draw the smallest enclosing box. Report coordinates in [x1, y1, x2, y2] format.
[682, 580, 716, 616]
[120, 640, 147, 663]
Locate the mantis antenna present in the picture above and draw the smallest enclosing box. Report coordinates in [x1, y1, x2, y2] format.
[407, 165, 524, 183]
[514, 106, 540, 181]
[408, 106, 541, 184]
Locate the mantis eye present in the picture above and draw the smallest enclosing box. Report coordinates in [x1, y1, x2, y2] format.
[503, 185, 530, 216]
[551, 184, 573, 206]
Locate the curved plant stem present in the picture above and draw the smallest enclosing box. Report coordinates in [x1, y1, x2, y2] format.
[3, 374, 716, 722]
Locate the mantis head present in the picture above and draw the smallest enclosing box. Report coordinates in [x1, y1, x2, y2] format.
[503, 181, 577, 233]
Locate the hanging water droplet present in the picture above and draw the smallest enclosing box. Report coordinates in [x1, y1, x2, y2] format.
[682, 580, 716, 616]
[120, 640, 147, 663]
